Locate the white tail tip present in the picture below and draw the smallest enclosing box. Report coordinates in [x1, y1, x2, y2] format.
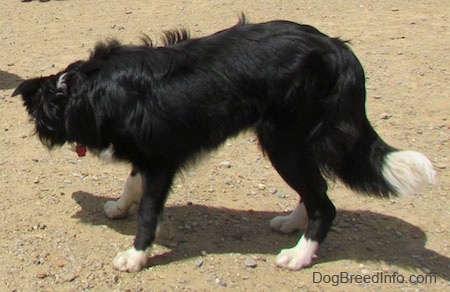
[383, 150, 436, 196]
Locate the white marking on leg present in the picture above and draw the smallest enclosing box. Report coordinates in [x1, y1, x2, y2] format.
[113, 247, 149, 272]
[99, 144, 116, 162]
[104, 172, 142, 219]
[270, 201, 308, 233]
[276, 235, 319, 270]
[383, 150, 436, 196]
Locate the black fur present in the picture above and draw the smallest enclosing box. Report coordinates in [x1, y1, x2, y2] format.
[14, 18, 405, 268]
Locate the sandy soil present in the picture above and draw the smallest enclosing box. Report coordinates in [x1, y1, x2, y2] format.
[0, 0, 449, 291]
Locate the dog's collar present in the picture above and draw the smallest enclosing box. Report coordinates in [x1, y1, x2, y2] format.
[75, 144, 87, 157]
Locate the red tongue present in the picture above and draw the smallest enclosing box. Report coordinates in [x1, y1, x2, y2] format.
[75, 144, 87, 157]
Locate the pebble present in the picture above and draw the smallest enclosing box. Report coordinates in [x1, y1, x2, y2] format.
[36, 273, 49, 279]
[32, 223, 47, 230]
[268, 187, 278, 194]
[195, 260, 203, 268]
[247, 136, 258, 142]
[59, 273, 79, 282]
[215, 278, 227, 287]
[244, 258, 257, 268]
[218, 161, 231, 168]
[112, 274, 120, 284]
[380, 113, 392, 120]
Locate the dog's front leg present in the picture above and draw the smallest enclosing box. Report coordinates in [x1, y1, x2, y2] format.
[104, 168, 142, 219]
[113, 166, 175, 272]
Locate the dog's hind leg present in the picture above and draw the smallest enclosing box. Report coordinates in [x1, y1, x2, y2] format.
[273, 155, 335, 270]
[270, 200, 308, 233]
[113, 165, 176, 272]
[260, 134, 336, 270]
[104, 168, 142, 219]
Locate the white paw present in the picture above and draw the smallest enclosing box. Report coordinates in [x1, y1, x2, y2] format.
[104, 200, 128, 219]
[270, 202, 308, 233]
[276, 236, 318, 270]
[113, 247, 149, 272]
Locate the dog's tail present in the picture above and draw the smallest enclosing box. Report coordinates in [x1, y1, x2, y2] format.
[304, 39, 435, 197]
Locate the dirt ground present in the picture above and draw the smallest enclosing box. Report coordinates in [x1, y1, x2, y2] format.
[0, 0, 449, 291]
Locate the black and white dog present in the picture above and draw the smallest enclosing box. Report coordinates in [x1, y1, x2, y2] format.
[13, 17, 435, 272]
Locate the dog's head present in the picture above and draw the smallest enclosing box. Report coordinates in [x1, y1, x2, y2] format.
[12, 62, 82, 149]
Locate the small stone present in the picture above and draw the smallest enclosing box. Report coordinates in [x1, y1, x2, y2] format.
[60, 273, 79, 282]
[32, 223, 47, 231]
[36, 273, 49, 279]
[255, 256, 266, 262]
[269, 187, 278, 194]
[195, 260, 203, 268]
[215, 278, 227, 286]
[219, 161, 231, 168]
[380, 113, 391, 120]
[244, 258, 257, 268]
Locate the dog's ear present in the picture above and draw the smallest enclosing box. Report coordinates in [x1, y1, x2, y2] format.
[12, 76, 58, 117]
[12, 77, 47, 99]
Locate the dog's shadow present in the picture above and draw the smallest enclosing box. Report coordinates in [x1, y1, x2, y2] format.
[0, 70, 23, 90]
[71, 191, 449, 281]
